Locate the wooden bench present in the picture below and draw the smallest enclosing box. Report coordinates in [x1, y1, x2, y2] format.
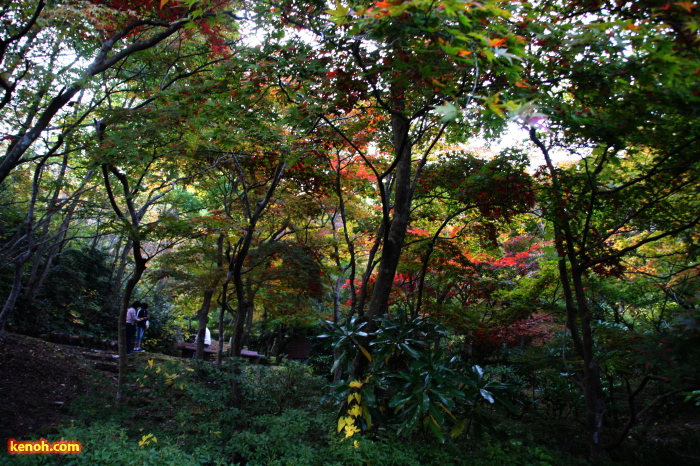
[175, 342, 217, 360]
[175, 342, 266, 363]
[239, 349, 266, 363]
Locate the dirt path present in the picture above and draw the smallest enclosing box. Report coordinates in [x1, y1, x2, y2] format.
[0, 333, 117, 440]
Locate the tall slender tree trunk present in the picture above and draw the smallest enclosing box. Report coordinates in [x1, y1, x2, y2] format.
[216, 293, 227, 365]
[229, 160, 286, 357]
[26, 170, 96, 302]
[96, 238, 132, 325]
[102, 162, 154, 401]
[116, 242, 147, 400]
[216, 233, 226, 365]
[332, 275, 345, 382]
[530, 129, 607, 462]
[216, 288, 228, 364]
[571, 264, 607, 461]
[230, 300, 249, 358]
[0, 158, 45, 333]
[196, 290, 214, 360]
[0, 250, 34, 333]
[351, 84, 413, 379]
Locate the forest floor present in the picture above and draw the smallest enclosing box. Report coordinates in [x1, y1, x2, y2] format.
[1, 332, 699, 464]
[0, 332, 116, 440]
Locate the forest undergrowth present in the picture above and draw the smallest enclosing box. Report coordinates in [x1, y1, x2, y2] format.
[1, 333, 698, 465]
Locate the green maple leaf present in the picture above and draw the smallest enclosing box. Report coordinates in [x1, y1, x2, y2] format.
[433, 102, 460, 123]
[325, 2, 349, 24]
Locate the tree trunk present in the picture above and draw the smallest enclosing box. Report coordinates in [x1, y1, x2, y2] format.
[0, 158, 45, 333]
[116, 242, 147, 400]
[0, 250, 34, 333]
[231, 300, 251, 358]
[351, 84, 413, 379]
[196, 290, 214, 360]
[217, 286, 228, 365]
[216, 233, 226, 365]
[102, 162, 151, 401]
[26, 180, 92, 302]
[228, 160, 285, 356]
[530, 129, 607, 462]
[104, 239, 132, 317]
[571, 264, 607, 461]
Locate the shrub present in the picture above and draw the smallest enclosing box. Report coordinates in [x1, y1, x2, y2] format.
[240, 361, 328, 415]
[225, 409, 331, 465]
[2, 422, 218, 466]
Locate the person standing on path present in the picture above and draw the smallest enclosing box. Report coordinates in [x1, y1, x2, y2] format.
[134, 302, 149, 352]
[126, 301, 140, 355]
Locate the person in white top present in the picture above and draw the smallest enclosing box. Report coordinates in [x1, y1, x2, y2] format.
[125, 301, 139, 355]
[195, 327, 211, 347]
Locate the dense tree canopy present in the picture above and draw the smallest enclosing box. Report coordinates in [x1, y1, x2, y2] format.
[2, 0, 699, 462]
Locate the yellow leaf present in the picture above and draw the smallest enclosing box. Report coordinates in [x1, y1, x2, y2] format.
[160, 0, 169, 8]
[139, 433, 154, 447]
[349, 380, 363, 388]
[358, 345, 372, 362]
[344, 424, 359, 438]
[337, 416, 353, 432]
[348, 404, 362, 417]
[439, 403, 458, 422]
[147, 359, 154, 369]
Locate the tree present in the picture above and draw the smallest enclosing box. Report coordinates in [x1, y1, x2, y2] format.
[93, 44, 241, 390]
[259, 0, 528, 380]
[519, 0, 700, 459]
[0, 0, 238, 185]
[0, 0, 241, 334]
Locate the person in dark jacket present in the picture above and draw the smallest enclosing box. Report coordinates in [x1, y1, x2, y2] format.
[134, 302, 149, 352]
